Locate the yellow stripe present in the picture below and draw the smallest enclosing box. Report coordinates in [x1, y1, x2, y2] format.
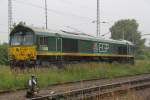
[10, 45, 36, 47]
[37, 51, 134, 58]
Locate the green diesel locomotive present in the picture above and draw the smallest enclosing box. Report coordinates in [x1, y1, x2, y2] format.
[9, 25, 134, 67]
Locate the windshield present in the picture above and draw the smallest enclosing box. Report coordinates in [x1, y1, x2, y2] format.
[10, 32, 34, 46]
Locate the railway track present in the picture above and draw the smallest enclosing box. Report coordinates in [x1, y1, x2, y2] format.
[1, 73, 149, 95]
[0, 73, 150, 100]
[31, 75, 150, 100]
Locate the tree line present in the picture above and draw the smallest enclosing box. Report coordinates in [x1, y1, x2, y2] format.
[110, 19, 148, 59]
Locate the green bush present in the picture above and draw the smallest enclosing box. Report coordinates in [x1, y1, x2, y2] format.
[136, 47, 150, 60]
[0, 43, 8, 65]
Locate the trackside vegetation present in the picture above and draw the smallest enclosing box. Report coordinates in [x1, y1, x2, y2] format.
[0, 43, 8, 65]
[0, 60, 150, 91]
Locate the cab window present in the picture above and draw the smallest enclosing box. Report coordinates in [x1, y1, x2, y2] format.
[10, 32, 34, 46]
[39, 37, 48, 46]
[38, 36, 49, 51]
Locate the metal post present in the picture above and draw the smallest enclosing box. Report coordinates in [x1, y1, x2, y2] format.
[8, 0, 13, 62]
[45, 0, 48, 29]
[123, 30, 125, 40]
[8, 0, 13, 33]
[97, 0, 100, 37]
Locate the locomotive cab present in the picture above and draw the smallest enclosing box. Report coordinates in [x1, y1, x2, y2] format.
[9, 25, 37, 67]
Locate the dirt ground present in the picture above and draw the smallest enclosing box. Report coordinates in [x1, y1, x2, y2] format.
[100, 88, 150, 100]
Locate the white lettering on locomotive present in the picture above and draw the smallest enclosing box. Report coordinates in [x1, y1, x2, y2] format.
[93, 43, 110, 53]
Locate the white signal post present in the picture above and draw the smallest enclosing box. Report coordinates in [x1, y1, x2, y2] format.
[97, 0, 100, 37]
[45, 0, 48, 29]
[8, 0, 13, 33]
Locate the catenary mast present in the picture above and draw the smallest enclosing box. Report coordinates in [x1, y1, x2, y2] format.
[45, 0, 48, 29]
[8, 0, 13, 33]
[97, 0, 100, 37]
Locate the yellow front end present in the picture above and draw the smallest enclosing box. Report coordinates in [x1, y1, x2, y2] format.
[9, 46, 37, 61]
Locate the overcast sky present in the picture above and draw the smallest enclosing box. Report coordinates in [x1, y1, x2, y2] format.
[0, 0, 150, 45]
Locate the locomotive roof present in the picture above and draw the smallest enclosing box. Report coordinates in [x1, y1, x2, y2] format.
[11, 25, 134, 45]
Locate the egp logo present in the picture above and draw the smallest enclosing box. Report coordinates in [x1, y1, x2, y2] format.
[93, 43, 110, 53]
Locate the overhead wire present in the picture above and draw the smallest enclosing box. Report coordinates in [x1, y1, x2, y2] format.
[13, 0, 93, 21]
[0, 24, 8, 34]
[11, 0, 97, 37]
[56, 0, 93, 9]
[0, 24, 7, 26]
[0, 31, 8, 33]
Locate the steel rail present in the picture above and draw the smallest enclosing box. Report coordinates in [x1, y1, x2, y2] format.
[31, 76, 150, 100]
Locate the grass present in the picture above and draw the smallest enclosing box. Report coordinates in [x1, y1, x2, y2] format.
[0, 60, 150, 91]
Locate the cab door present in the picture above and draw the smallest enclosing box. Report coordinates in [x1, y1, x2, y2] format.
[56, 37, 62, 61]
[56, 37, 62, 52]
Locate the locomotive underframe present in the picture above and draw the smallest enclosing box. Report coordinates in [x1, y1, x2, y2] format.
[36, 55, 134, 66]
[9, 55, 134, 68]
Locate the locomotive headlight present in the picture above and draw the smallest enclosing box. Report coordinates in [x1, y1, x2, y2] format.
[28, 53, 34, 59]
[28, 54, 32, 57]
[9, 55, 15, 60]
[28, 54, 32, 58]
